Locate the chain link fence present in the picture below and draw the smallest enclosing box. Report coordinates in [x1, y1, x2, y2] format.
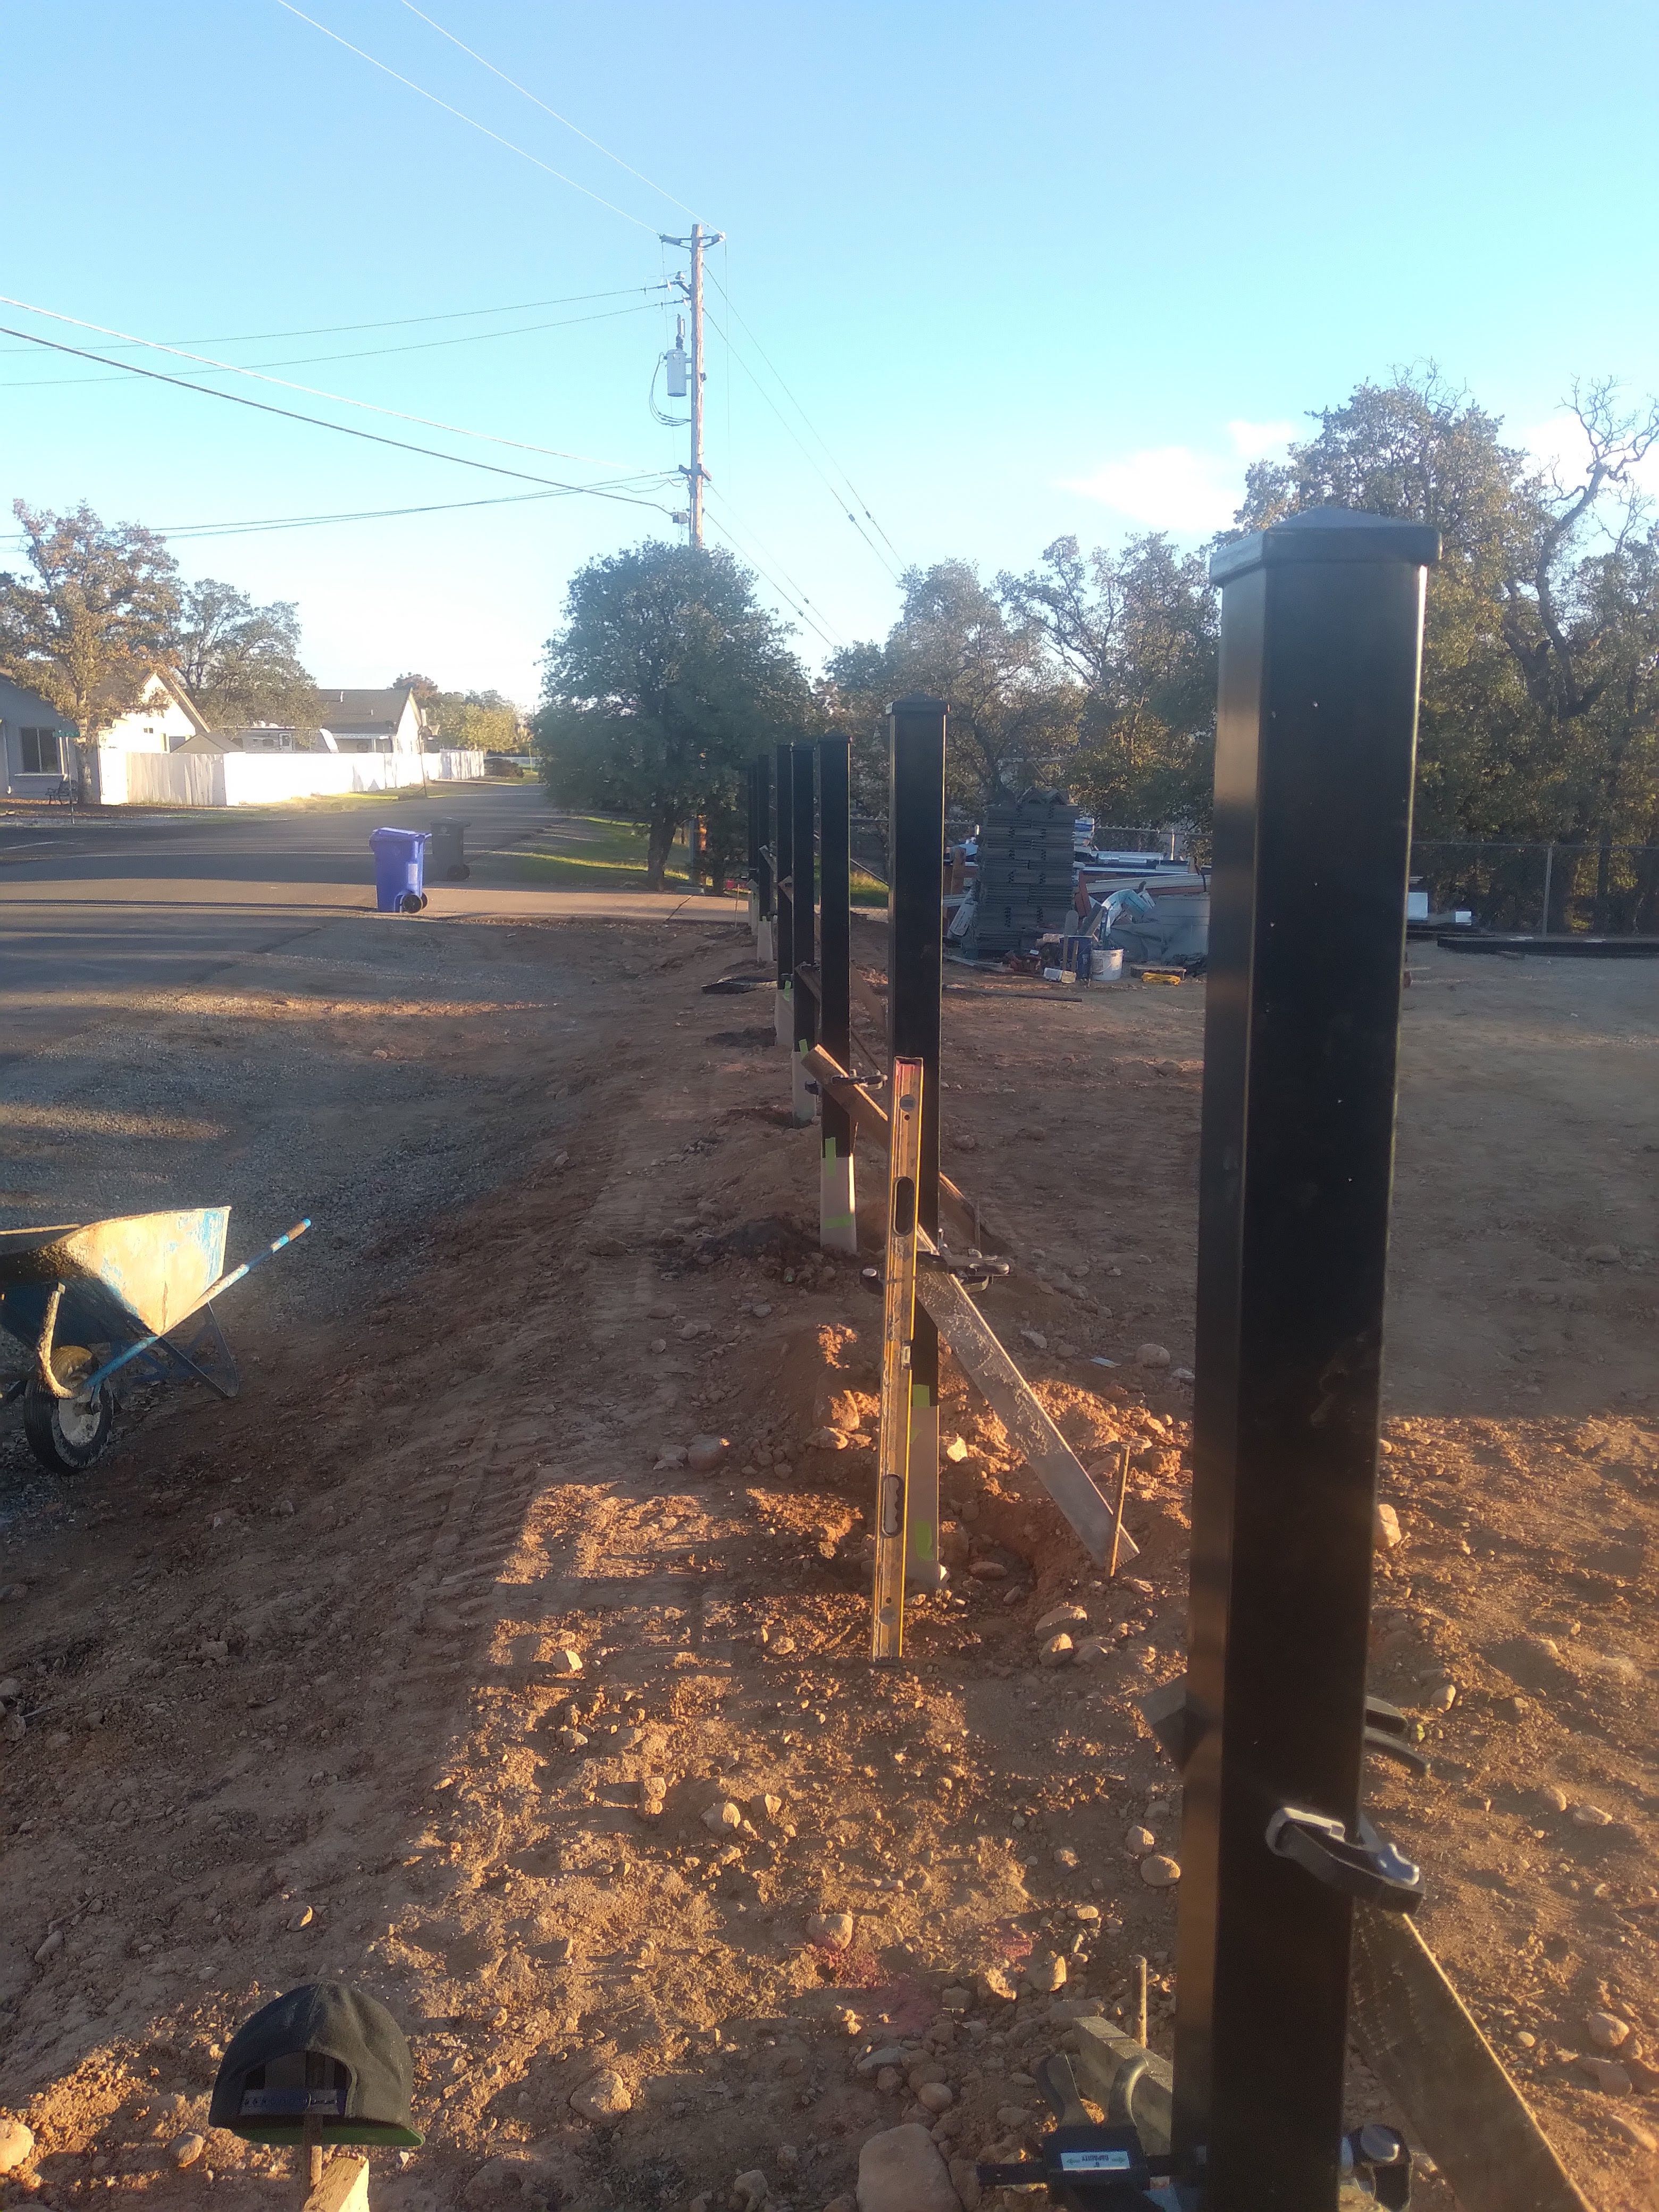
[1411, 842, 1659, 935]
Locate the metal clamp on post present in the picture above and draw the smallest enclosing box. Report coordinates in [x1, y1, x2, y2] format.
[1265, 1805, 1423, 1914]
[1343, 2125, 1412, 2210]
[976, 2054, 1171, 2209]
[918, 1244, 1010, 1292]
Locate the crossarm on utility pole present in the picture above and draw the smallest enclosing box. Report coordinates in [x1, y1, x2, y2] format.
[802, 1041, 1135, 1568]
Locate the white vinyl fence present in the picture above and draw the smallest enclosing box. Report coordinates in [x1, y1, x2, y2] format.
[97, 750, 487, 807]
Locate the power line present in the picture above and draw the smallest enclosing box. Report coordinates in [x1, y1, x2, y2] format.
[702, 497, 841, 656]
[0, 293, 649, 472]
[397, 0, 699, 220]
[700, 298, 904, 585]
[703, 487, 847, 647]
[1, 298, 668, 392]
[0, 282, 671, 357]
[3, 485, 678, 551]
[707, 266, 907, 569]
[0, 323, 681, 513]
[272, 0, 658, 232]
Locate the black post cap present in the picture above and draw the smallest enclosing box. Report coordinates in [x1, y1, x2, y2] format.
[1210, 506, 1442, 586]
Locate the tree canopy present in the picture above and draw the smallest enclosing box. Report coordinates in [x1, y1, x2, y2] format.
[403, 680, 521, 752]
[1235, 370, 1659, 871]
[175, 579, 316, 727]
[534, 541, 811, 889]
[0, 500, 181, 756]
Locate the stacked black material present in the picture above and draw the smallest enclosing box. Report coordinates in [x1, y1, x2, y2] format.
[971, 792, 1077, 956]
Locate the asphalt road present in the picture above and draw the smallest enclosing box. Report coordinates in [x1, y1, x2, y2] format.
[0, 783, 571, 1061]
[0, 785, 753, 1069]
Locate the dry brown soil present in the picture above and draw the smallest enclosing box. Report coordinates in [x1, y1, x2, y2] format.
[0, 920, 1654, 2212]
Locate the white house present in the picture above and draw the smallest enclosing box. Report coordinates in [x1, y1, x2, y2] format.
[0, 674, 77, 798]
[312, 685, 429, 754]
[97, 668, 211, 755]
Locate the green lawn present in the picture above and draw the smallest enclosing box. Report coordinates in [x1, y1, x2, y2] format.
[509, 813, 694, 890]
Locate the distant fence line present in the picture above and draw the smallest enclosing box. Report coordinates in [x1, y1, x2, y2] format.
[1411, 841, 1659, 935]
[836, 820, 1658, 936]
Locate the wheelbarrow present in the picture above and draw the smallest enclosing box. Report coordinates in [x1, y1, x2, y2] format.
[0, 1210, 309, 1474]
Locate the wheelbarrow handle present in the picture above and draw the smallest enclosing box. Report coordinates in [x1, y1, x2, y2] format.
[81, 1219, 313, 1395]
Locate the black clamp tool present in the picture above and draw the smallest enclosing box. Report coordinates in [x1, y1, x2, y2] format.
[977, 2054, 1170, 2209]
[1266, 1805, 1423, 1914]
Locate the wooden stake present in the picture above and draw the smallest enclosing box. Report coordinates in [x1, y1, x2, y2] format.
[872, 1058, 924, 1660]
[1109, 1441, 1133, 1579]
[1135, 1954, 1149, 2050]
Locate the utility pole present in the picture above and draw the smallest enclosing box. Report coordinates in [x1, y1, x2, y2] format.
[661, 222, 724, 547]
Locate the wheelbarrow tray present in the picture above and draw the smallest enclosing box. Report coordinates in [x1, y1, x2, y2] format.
[0, 1208, 230, 1360]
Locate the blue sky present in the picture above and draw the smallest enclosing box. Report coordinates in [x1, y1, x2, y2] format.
[4, 0, 1656, 702]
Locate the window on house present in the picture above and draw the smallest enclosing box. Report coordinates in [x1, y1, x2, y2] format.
[19, 727, 62, 775]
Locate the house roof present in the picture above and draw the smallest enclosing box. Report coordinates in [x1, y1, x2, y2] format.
[91, 666, 212, 737]
[312, 686, 420, 734]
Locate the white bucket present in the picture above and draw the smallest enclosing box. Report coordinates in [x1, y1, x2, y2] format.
[1092, 946, 1124, 981]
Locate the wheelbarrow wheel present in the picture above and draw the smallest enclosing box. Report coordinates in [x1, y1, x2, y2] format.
[22, 1349, 114, 1475]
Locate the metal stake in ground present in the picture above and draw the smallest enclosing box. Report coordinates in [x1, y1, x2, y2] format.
[745, 758, 761, 950]
[756, 750, 775, 967]
[790, 739, 818, 1126]
[1175, 507, 1439, 2203]
[774, 741, 794, 1048]
[887, 695, 946, 1588]
[1109, 1440, 1133, 1579]
[873, 1057, 925, 1659]
[817, 734, 857, 1252]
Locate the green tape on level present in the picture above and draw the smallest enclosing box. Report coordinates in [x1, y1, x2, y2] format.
[910, 1383, 933, 1412]
[910, 1521, 936, 1560]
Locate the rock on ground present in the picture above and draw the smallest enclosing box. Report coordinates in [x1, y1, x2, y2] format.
[168, 2132, 205, 2169]
[856, 2122, 962, 2212]
[1036, 1603, 1089, 1632]
[0, 2121, 33, 2174]
[569, 2068, 632, 2121]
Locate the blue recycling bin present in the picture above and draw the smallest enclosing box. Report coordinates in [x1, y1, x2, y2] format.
[370, 826, 430, 914]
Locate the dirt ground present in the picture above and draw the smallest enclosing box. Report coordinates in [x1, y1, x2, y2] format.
[1, 914, 1655, 2212]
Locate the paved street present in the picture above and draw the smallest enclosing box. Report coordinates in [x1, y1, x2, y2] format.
[0, 785, 753, 1363]
[0, 784, 745, 1062]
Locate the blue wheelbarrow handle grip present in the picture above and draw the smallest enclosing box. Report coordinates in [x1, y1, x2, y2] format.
[82, 1219, 313, 1395]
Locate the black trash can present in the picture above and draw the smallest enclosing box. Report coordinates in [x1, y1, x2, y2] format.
[429, 818, 471, 881]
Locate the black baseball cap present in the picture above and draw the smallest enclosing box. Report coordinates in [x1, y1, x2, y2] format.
[210, 1982, 422, 2148]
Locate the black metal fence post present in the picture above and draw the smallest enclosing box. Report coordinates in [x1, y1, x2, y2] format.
[887, 696, 947, 1587]
[774, 742, 794, 1048]
[817, 735, 857, 1252]
[756, 751, 775, 966]
[1175, 509, 1439, 2205]
[790, 740, 818, 1127]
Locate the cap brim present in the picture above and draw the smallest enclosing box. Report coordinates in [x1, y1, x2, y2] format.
[226, 2123, 423, 2149]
